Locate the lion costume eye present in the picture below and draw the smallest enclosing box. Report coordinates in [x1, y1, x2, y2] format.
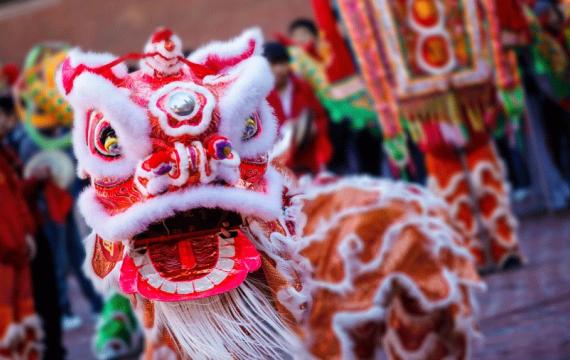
[88, 110, 122, 159]
[241, 113, 261, 141]
[97, 126, 121, 157]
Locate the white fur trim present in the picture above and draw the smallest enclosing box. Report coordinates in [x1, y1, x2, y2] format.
[209, 56, 276, 158]
[242, 99, 278, 159]
[56, 48, 127, 97]
[64, 72, 151, 179]
[67, 49, 127, 75]
[79, 166, 284, 241]
[20, 314, 44, 341]
[0, 323, 22, 348]
[248, 176, 483, 357]
[24, 150, 75, 189]
[427, 148, 521, 264]
[189, 27, 264, 67]
[380, 296, 474, 360]
[269, 122, 294, 161]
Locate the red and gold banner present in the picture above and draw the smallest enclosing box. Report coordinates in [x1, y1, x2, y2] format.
[337, 0, 523, 154]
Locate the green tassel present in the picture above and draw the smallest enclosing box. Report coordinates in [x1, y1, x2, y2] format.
[499, 87, 525, 121]
[399, 168, 409, 182]
[318, 90, 377, 130]
[384, 134, 409, 171]
[94, 293, 140, 355]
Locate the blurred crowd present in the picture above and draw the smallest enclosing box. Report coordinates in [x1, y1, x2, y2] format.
[0, 0, 569, 359]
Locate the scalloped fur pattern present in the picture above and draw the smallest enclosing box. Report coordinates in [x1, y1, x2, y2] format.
[427, 143, 522, 268]
[247, 176, 484, 359]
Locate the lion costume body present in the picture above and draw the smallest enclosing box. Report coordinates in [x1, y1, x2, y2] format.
[57, 28, 482, 359]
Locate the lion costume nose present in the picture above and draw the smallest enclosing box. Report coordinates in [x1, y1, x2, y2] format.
[144, 150, 176, 176]
[205, 135, 235, 161]
[164, 39, 175, 52]
[134, 138, 241, 196]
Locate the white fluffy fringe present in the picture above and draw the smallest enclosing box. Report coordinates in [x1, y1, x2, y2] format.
[155, 278, 305, 360]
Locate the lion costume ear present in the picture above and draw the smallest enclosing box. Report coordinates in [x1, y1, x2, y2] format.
[190, 28, 277, 158]
[189, 27, 264, 73]
[56, 49, 151, 179]
[56, 48, 128, 96]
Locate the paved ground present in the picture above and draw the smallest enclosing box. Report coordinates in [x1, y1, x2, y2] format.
[473, 210, 570, 360]
[62, 277, 99, 360]
[63, 211, 570, 359]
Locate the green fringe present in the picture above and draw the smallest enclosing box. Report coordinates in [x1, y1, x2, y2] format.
[498, 87, 525, 121]
[384, 134, 409, 169]
[318, 90, 377, 130]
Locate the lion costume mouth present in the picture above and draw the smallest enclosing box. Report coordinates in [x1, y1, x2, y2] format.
[62, 26, 279, 303]
[118, 208, 261, 301]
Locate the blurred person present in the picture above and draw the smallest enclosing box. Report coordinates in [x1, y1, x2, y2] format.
[494, 0, 570, 213]
[533, 0, 567, 41]
[288, 18, 320, 49]
[1, 64, 64, 359]
[0, 77, 43, 360]
[264, 41, 332, 174]
[11, 45, 103, 331]
[528, 0, 570, 102]
[288, 18, 352, 175]
[525, 0, 570, 188]
[286, 13, 384, 176]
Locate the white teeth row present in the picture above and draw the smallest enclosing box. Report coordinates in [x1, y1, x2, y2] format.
[130, 236, 236, 295]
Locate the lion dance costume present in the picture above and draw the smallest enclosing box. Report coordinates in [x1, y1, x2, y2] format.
[14, 44, 73, 152]
[0, 69, 44, 360]
[57, 28, 483, 359]
[12, 44, 76, 225]
[335, 0, 525, 269]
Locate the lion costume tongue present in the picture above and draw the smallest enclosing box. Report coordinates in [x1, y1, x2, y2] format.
[119, 230, 261, 302]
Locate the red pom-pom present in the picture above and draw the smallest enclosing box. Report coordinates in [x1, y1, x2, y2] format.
[1, 64, 20, 86]
[151, 28, 174, 44]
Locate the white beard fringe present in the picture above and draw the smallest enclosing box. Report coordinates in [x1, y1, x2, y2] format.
[155, 278, 305, 360]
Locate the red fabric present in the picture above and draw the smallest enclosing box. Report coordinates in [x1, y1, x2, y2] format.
[275, 33, 323, 61]
[275, 33, 295, 47]
[0, 148, 35, 265]
[44, 181, 73, 224]
[267, 74, 332, 174]
[151, 28, 174, 43]
[268, 89, 287, 126]
[311, 0, 357, 82]
[1, 64, 19, 86]
[1, 145, 72, 226]
[495, 0, 530, 35]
